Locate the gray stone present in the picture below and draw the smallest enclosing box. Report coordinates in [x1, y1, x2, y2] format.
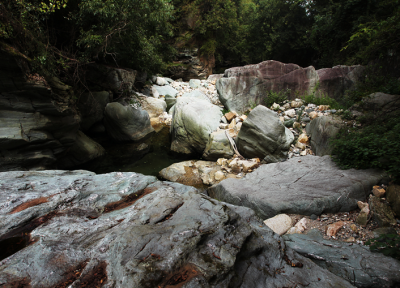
[170, 97, 222, 155]
[0, 170, 353, 287]
[208, 155, 385, 219]
[236, 105, 294, 163]
[189, 79, 201, 88]
[182, 90, 211, 102]
[284, 118, 295, 128]
[284, 229, 400, 288]
[77, 91, 110, 131]
[103, 102, 154, 142]
[57, 131, 105, 168]
[306, 116, 345, 156]
[207, 74, 224, 82]
[202, 130, 234, 161]
[165, 94, 176, 112]
[139, 96, 167, 118]
[155, 77, 168, 86]
[153, 85, 178, 97]
[302, 117, 311, 123]
[361, 92, 400, 112]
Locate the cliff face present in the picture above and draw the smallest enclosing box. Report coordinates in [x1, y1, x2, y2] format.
[0, 49, 103, 171]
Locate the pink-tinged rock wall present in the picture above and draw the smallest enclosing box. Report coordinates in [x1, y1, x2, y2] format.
[217, 60, 363, 113]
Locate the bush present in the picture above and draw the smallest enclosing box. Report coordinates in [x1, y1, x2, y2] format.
[366, 233, 400, 261]
[331, 112, 400, 181]
[301, 93, 342, 110]
[265, 89, 291, 107]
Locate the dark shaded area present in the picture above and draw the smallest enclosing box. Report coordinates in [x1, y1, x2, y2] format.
[155, 203, 184, 224]
[0, 236, 30, 262]
[52, 260, 89, 288]
[103, 187, 157, 213]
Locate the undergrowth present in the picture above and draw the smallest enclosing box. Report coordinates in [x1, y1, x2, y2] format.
[366, 233, 400, 261]
[265, 89, 291, 107]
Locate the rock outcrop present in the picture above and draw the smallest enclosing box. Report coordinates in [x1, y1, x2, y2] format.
[103, 102, 154, 142]
[170, 97, 222, 155]
[208, 155, 385, 219]
[0, 50, 99, 171]
[0, 170, 354, 287]
[284, 229, 400, 288]
[236, 105, 294, 162]
[216, 60, 363, 113]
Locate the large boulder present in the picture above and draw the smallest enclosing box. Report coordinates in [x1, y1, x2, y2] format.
[182, 90, 211, 102]
[284, 229, 400, 288]
[103, 102, 154, 142]
[139, 95, 167, 118]
[306, 115, 345, 156]
[203, 130, 235, 160]
[216, 60, 363, 113]
[236, 105, 294, 163]
[159, 160, 224, 186]
[0, 49, 88, 171]
[152, 85, 178, 98]
[170, 97, 222, 155]
[57, 131, 105, 168]
[208, 155, 385, 219]
[77, 91, 111, 131]
[0, 170, 354, 287]
[85, 64, 137, 95]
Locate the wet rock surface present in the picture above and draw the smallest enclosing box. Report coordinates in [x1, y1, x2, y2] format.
[0, 170, 354, 287]
[208, 155, 385, 219]
[283, 229, 400, 288]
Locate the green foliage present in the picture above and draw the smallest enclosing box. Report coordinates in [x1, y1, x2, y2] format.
[265, 89, 291, 107]
[366, 233, 400, 260]
[301, 93, 342, 110]
[331, 111, 400, 181]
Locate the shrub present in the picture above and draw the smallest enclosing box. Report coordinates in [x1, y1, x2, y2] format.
[331, 112, 400, 181]
[265, 89, 291, 107]
[301, 93, 342, 110]
[366, 233, 400, 261]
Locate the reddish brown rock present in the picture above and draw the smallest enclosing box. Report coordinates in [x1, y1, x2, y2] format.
[372, 185, 386, 198]
[326, 221, 346, 236]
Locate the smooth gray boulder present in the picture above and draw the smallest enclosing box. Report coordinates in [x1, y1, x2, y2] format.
[153, 85, 178, 97]
[171, 97, 222, 155]
[203, 130, 234, 160]
[236, 105, 294, 163]
[103, 102, 154, 142]
[208, 155, 385, 219]
[182, 90, 211, 102]
[189, 79, 201, 88]
[283, 229, 400, 288]
[77, 91, 110, 131]
[306, 115, 345, 156]
[0, 170, 354, 287]
[57, 131, 105, 168]
[139, 95, 167, 118]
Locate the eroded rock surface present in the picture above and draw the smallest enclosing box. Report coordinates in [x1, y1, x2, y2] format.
[208, 155, 385, 219]
[216, 60, 363, 113]
[284, 229, 400, 288]
[0, 170, 353, 287]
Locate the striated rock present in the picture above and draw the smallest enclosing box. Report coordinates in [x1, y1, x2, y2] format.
[207, 74, 224, 82]
[166, 49, 211, 81]
[0, 170, 353, 288]
[153, 85, 178, 98]
[216, 60, 363, 113]
[103, 102, 154, 142]
[170, 97, 222, 155]
[284, 229, 400, 288]
[263, 214, 293, 235]
[202, 130, 234, 161]
[0, 51, 87, 171]
[236, 106, 294, 163]
[306, 116, 344, 156]
[208, 155, 385, 219]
